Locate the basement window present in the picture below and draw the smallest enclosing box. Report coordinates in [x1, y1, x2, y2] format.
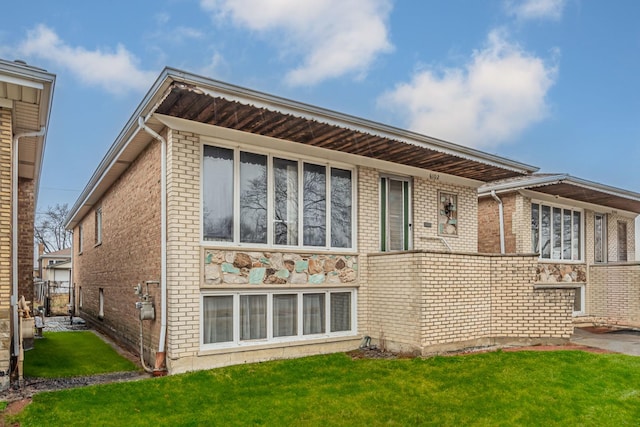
[201, 289, 356, 349]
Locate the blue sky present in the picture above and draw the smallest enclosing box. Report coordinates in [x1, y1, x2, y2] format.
[2, 0, 639, 248]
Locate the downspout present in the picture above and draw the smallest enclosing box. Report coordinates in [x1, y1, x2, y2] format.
[137, 116, 167, 374]
[12, 128, 45, 380]
[490, 190, 505, 254]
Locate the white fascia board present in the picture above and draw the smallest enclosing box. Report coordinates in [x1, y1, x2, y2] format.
[0, 74, 44, 90]
[156, 113, 483, 189]
[478, 175, 568, 196]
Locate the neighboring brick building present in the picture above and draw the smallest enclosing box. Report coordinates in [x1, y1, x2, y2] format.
[65, 68, 576, 376]
[0, 59, 55, 390]
[478, 174, 640, 327]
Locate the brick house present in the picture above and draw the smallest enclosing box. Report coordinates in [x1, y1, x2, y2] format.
[0, 59, 55, 389]
[65, 68, 576, 376]
[478, 174, 640, 327]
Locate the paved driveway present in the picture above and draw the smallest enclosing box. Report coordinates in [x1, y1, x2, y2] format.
[571, 328, 640, 356]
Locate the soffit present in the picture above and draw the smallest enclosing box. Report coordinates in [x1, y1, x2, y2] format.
[531, 182, 640, 214]
[155, 84, 531, 182]
[0, 67, 53, 181]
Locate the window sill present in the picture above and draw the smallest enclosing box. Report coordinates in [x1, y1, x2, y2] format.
[201, 242, 358, 255]
[198, 334, 359, 356]
[537, 259, 585, 264]
[201, 283, 359, 290]
[534, 282, 585, 290]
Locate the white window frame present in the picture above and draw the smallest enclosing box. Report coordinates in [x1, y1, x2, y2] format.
[78, 224, 83, 254]
[379, 174, 413, 252]
[531, 200, 584, 262]
[594, 213, 607, 263]
[98, 288, 104, 319]
[95, 207, 103, 246]
[200, 139, 357, 251]
[200, 288, 357, 350]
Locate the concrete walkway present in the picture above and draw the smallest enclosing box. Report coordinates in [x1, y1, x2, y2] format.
[40, 315, 88, 332]
[571, 328, 640, 356]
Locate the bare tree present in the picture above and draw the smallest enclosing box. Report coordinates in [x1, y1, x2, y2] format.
[35, 203, 72, 252]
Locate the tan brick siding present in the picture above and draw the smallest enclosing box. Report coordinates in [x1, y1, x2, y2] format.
[0, 109, 12, 387]
[414, 178, 478, 253]
[366, 252, 573, 354]
[587, 263, 640, 327]
[73, 139, 161, 365]
[165, 129, 202, 364]
[18, 178, 34, 305]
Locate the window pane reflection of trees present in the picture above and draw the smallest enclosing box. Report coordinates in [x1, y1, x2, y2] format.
[274, 158, 299, 246]
[203, 146, 234, 241]
[331, 168, 352, 248]
[204, 145, 353, 248]
[240, 152, 267, 244]
[303, 163, 326, 246]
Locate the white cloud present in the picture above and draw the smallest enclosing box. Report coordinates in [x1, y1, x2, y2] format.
[379, 30, 557, 149]
[18, 25, 155, 95]
[198, 51, 228, 78]
[505, 0, 566, 21]
[200, 0, 393, 86]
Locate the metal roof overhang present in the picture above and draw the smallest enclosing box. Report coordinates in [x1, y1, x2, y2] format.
[155, 82, 538, 182]
[66, 67, 538, 229]
[480, 175, 640, 215]
[0, 59, 56, 199]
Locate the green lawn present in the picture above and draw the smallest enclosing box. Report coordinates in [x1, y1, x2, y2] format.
[11, 350, 640, 426]
[24, 331, 138, 378]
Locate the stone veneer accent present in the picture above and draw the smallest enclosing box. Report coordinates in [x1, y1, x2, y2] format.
[536, 263, 587, 283]
[203, 250, 357, 286]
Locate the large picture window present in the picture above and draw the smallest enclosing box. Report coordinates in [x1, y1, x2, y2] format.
[203, 144, 355, 249]
[202, 289, 356, 348]
[531, 202, 582, 261]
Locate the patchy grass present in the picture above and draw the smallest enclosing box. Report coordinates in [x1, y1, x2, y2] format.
[11, 350, 640, 426]
[24, 331, 138, 378]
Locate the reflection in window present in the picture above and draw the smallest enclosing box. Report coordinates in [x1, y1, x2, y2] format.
[594, 214, 605, 263]
[532, 202, 582, 261]
[203, 146, 234, 241]
[202, 144, 354, 249]
[274, 158, 299, 246]
[618, 221, 628, 262]
[303, 163, 326, 246]
[331, 168, 352, 248]
[240, 152, 267, 244]
[540, 205, 551, 258]
[531, 204, 539, 253]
